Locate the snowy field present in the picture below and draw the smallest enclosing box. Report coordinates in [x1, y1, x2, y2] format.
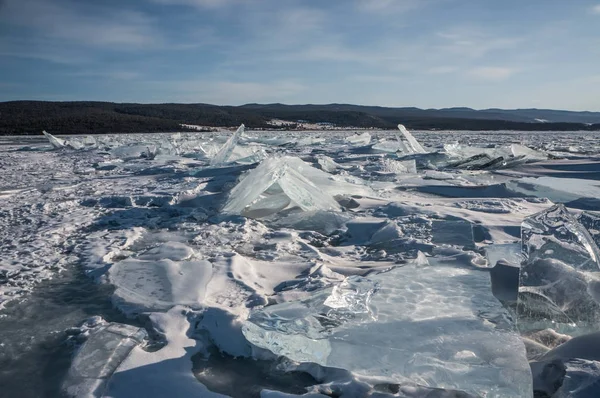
[1, 127, 600, 397]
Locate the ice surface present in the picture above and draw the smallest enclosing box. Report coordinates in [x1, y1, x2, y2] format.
[519, 204, 600, 328]
[211, 124, 245, 166]
[109, 242, 213, 314]
[62, 323, 147, 397]
[223, 156, 342, 217]
[398, 124, 427, 154]
[244, 260, 532, 397]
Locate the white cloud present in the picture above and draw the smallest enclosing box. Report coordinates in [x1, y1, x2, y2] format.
[468, 67, 516, 81]
[592, 5, 600, 14]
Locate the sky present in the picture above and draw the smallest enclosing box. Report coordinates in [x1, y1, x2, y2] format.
[0, 0, 599, 110]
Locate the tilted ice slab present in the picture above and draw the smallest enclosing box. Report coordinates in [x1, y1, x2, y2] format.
[222, 156, 344, 217]
[210, 124, 244, 166]
[108, 242, 213, 315]
[62, 322, 147, 398]
[398, 124, 427, 154]
[43, 130, 67, 148]
[243, 259, 532, 397]
[519, 204, 600, 329]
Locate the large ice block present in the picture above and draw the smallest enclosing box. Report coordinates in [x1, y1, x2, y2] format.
[519, 204, 600, 329]
[210, 124, 245, 166]
[222, 156, 342, 217]
[243, 260, 532, 397]
[62, 323, 147, 398]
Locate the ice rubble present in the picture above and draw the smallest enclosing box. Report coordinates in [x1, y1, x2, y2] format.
[222, 156, 347, 217]
[243, 260, 532, 397]
[443, 142, 548, 170]
[518, 204, 600, 329]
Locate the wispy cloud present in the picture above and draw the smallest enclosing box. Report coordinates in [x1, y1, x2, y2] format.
[152, 79, 308, 104]
[151, 0, 237, 8]
[1, 0, 161, 49]
[436, 29, 521, 58]
[355, 0, 423, 13]
[592, 4, 600, 14]
[468, 67, 517, 81]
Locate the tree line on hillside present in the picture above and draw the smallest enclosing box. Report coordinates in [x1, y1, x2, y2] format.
[1, 101, 599, 135]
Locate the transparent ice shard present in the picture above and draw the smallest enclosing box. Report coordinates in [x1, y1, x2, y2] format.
[62, 323, 147, 398]
[243, 261, 532, 397]
[210, 124, 245, 166]
[519, 204, 600, 329]
[43, 130, 66, 148]
[316, 155, 341, 173]
[223, 157, 342, 217]
[398, 124, 427, 154]
[578, 210, 600, 248]
[346, 132, 371, 146]
[522, 204, 600, 270]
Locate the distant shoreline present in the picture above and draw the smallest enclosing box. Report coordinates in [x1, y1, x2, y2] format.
[2, 101, 600, 135]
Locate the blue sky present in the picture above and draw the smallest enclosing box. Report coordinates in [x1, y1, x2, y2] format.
[1, 0, 599, 110]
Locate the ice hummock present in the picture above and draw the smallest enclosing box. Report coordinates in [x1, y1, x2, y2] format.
[210, 124, 245, 166]
[519, 204, 600, 329]
[222, 156, 342, 217]
[243, 259, 532, 397]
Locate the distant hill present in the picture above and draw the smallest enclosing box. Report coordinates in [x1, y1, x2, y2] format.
[1, 101, 599, 135]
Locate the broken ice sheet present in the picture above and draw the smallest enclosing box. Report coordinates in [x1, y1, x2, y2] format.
[243, 260, 532, 397]
[346, 132, 371, 146]
[519, 204, 600, 329]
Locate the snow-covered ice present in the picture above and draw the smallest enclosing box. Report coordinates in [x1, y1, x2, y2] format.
[2, 129, 600, 397]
